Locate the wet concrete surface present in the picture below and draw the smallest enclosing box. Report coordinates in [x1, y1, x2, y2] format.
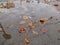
[0, 2, 60, 45]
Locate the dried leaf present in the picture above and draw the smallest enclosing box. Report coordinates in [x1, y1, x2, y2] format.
[28, 22, 33, 27]
[24, 38, 29, 44]
[33, 24, 39, 28]
[18, 28, 27, 33]
[32, 30, 38, 35]
[23, 16, 28, 20]
[20, 21, 26, 25]
[40, 18, 47, 24]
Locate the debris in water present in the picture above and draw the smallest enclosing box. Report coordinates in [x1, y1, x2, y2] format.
[20, 21, 26, 25]
[24, 38, 30, 44]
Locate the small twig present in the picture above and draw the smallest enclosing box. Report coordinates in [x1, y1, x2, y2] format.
[0, 23, 6, 34]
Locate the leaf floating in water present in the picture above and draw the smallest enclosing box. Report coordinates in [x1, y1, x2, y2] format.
[18, 28, 28, 33]
[28, 22, 33, 27]
[20, 21, 26, 25]
[0, 28, 3, 32]
[32, 24, 39, 28]
[24, 38, 30, 44]
[32, 30, 38, 35]
[3, 34, 12, 40]
[23, 16, 29, 20]
[41, 28, 48, 34]
[28, 22, 38, 28]
[40, 18, 47, 24]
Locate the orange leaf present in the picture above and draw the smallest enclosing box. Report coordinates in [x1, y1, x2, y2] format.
[24, 38, 29, 44]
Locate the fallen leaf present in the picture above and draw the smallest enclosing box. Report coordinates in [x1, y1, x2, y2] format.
[20, 21, 26, 25]
[40, 18, 47, 24]
[24, 38, 29, 44]
[28, 22, 33, 27]
[23, 16, 28, 20]
[33, 24, 39, 28]
[18, 28, 28, 33]
[32, 30, 38, 35]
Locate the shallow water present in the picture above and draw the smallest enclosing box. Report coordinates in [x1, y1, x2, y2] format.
[0, 2, 60, 45]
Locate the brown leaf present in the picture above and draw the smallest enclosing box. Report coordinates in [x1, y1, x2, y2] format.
[23, 16, 28, 20]
[24, 38, 30, 44]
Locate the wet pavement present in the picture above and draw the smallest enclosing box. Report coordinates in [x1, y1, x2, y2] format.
[0, 1, 60, 45]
